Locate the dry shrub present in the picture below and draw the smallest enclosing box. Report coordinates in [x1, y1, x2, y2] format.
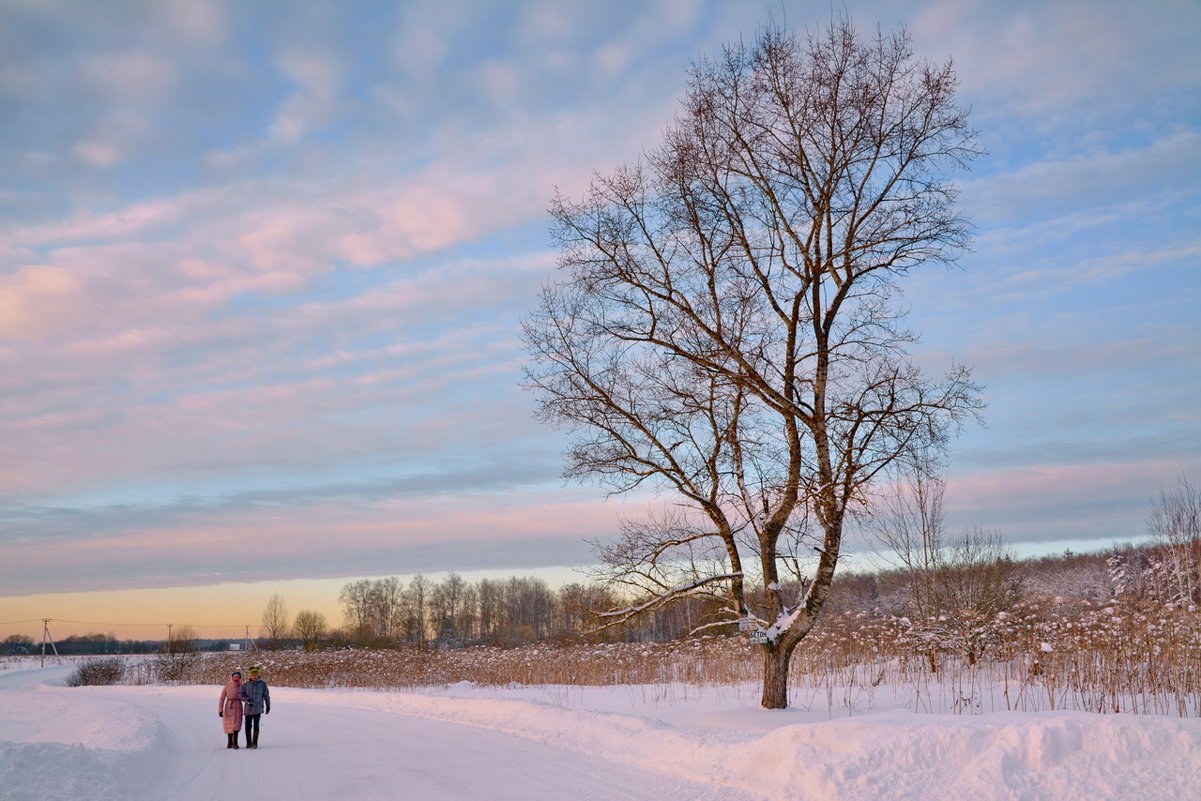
[65, 657, 124, 687]
[122, 652, 202, 684]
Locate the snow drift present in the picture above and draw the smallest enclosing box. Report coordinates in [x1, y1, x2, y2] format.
[0, 689, 163, 801]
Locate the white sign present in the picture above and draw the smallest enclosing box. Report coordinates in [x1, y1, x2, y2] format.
[737, 618, 755, 632]
[749, 630, 768, 644]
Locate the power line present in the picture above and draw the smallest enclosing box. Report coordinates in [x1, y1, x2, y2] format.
[47, 618, 171, 627]
[37, 618, 258, 629]
[1, 618, 264, 641]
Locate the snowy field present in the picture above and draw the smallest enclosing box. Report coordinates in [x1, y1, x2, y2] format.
[2, 660, 1199, 801]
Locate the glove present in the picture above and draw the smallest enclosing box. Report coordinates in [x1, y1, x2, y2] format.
[265, 707, 270, 715]
[219, 712, 223, 717]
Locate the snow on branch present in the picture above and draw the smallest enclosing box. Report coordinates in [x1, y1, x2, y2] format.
[764, 579, 816, 643]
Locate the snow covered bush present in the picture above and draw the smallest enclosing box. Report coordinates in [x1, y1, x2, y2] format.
[65, 657, 124, 687]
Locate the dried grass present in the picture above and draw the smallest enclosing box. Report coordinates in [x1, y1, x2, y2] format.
[121, 597, 1201, 717]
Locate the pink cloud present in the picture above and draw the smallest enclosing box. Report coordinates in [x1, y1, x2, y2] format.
[0, 302, 534, 497]
[14, 190, 213, 247]
[0, 489, 639, 594]
[946, 460, 1196, 522]
[0, 265, 83, 340]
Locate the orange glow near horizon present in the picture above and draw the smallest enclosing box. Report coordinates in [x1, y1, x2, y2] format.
[0, 578, 345, 642]
[0, 566, 585, 643]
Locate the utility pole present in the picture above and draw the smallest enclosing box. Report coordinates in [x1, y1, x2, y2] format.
[40, 619, 61, 668]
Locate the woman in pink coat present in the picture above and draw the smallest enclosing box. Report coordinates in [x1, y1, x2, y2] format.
[218, 670, 245, 749]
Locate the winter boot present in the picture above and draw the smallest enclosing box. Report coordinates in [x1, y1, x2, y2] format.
[232, 732, 240, 749]
[250, 731, 258, 749]
[226, 733, 233, 749]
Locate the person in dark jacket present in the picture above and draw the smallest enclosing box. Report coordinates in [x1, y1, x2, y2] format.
[240, 665, 271, 749]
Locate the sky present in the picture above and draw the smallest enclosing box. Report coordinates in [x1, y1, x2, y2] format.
[1, 0, 1198, 639]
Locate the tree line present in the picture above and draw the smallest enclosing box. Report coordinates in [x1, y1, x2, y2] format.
[247, 574, 726, 651]
[0, 631, 241, 656]
[1, 633, 160, 655]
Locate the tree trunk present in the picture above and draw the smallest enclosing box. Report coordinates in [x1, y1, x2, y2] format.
[761, 644, 793, 709]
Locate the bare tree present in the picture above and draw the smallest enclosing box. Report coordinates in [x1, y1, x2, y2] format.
[339, 579, 374, 639]
[871, 463, 948, 622]
[293, 610, 328, 651]
[165, 623, 197, 656]
[337, 577, 406, 643]
[431, 573, 467, 643]
[873, 466, 1023, 668]
[477, 578, 502, 643]
[932, 525, 1023, 666]
[1146, 475, 1201, 605]
[458, 582, 480, 641]
[260, 593, 291, 649]
[525, 19, 982, 708]
[371, 576, 404, 640]
[400, 574, 429, 645]
[941, 526, 1023, 617]
[504, 577, 556, 643]
[558, 582, 618, 637]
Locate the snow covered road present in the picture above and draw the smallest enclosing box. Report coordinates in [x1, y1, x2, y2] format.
[3, 661, 1200, 801]
[135, 687, 728, 801]
[0, 666, 740, 801]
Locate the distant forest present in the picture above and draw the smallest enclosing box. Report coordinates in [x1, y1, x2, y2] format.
[313, 537, 1191, 651]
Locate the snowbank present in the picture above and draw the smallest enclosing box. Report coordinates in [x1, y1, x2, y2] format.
[277, 683, 1201, 801]
[742, 711, 1199, 801]
[0, 688, 163, 801]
